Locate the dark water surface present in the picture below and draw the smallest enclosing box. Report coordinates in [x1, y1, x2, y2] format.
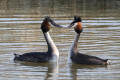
[0, 0, 120, 80]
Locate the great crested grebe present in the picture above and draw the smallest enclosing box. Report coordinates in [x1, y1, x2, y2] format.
[69, 16, 109, 65]
[14, 17, 59, 62]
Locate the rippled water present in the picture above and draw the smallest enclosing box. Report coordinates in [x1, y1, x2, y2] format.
[0, 16, 120, 80]
[0, 0, 120, 80]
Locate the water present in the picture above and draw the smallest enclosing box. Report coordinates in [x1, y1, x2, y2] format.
[0, 0, 120, 80]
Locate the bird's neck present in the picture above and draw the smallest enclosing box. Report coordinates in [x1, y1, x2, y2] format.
[70, 33, 80, 54]
[43, 32, 59, 57]
[50, 19, 74, 28]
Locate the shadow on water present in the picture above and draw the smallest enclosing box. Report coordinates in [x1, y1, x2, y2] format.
[70, 63, 108, 69]
[69, 64, 108, 80]
[14, 61, 59, 80]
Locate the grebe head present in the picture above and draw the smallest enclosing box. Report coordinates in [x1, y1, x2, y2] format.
[74, 16, 82, 22]
[72, 16, 83, 34]
[41, 17, 51, 33]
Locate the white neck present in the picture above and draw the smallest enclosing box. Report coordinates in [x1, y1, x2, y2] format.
[43, 32, 59, 57]
[69, 23, 79, 56]
[70, 33, 80, 53]
[68, 33, 80, 62]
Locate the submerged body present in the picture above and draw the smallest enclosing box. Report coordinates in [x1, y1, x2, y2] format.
[14, 52, 58, 62]
[14, 17, 59, 62]
[14, 52, 50, 62]
[70, 51, 108, 65]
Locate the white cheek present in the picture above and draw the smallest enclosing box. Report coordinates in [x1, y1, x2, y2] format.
[73, 23, 77, 27]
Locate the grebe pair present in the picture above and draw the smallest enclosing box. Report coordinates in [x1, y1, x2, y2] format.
[14, 16, 109, 65]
